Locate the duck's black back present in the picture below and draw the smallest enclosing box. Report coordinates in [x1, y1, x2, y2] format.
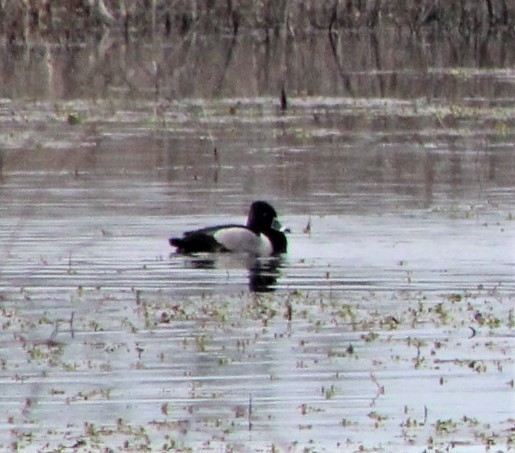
[169, 224, 242, 253]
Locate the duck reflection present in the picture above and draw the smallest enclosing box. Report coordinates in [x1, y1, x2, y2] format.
[184, 254, 284, 292]
[248, 257, 283, 292]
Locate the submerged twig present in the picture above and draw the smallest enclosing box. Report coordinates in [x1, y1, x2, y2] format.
[285, 299, 292, 321]
[70, 311, 75, 339]
[280, 87, 288, 111]
[248, 393, 253, 431]
[370, 373, 385, 406]
[50, 322, 59, 341]
[303, 216, 311, 234]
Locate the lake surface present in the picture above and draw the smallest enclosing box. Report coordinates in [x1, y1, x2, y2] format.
[0, 29, 514, 451]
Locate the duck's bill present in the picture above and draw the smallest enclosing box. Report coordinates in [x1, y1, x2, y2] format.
[271, 219, 282, 230]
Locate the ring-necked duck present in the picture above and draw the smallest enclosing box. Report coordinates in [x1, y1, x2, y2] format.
[169, 201, 287, 256]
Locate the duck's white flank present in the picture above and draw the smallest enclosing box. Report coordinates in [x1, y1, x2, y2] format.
[214, 227, 273, 256]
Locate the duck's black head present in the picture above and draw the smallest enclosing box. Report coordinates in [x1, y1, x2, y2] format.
[246, 201, 280, 233]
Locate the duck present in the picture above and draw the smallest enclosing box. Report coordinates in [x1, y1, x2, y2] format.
[169, 201, 287, 256]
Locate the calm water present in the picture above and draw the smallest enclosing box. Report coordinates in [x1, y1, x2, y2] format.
[0, 30, 514, 451]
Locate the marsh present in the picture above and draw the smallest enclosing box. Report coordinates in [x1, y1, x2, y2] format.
[0, 21, 513, 451]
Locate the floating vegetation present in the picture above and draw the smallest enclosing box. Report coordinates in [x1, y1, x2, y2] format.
[0, 283, 512, 451]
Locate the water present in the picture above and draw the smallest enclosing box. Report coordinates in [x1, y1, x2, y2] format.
[0, 29, 514, 451]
